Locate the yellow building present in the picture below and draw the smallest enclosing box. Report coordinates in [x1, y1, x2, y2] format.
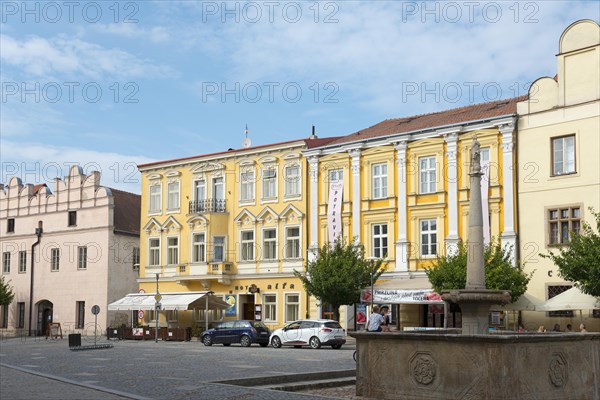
[305, 99, 521, 330]
[517, 20, 600, 331]
[136, 135, 337, 330]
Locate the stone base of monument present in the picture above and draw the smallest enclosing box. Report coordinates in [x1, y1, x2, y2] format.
[442, 289, 511, 335]
[351, 331, 599, 400]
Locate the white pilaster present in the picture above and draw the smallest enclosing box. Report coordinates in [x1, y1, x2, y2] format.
[443, 131, 460, 256]
[349, 149, 362, 241]
[308, 155, 319, 262]
[394, 141, 409, 272]
[499, 122, 517, 265]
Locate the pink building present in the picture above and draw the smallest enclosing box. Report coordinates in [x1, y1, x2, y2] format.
[0, 166, 140, 336]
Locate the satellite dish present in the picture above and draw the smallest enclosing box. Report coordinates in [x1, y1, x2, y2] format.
[242, 137, 251, 148]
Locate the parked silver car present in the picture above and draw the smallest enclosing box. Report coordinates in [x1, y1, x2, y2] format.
[269, 319, 346, 349]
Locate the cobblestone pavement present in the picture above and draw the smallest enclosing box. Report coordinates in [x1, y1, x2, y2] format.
[0, 336, 357, 400]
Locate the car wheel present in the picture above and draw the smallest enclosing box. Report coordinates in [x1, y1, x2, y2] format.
[240, 335, 251, 347]
[202, 335, 212, 346]
[259, 343, 268, 347]
[331, 344, 342, 349]
[223, 343, 231, 346]
[309, 336, 322, 349]
[271, 336, 282, 348]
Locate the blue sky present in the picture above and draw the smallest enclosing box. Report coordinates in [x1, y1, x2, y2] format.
[1, 1, 598, 193]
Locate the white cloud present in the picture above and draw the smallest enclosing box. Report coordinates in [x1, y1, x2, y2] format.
[0, 34, 175, 81]
[1, 140, 155, 194]
[92, 24, 171, 43]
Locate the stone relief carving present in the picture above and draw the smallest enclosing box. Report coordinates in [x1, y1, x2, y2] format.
[548, 353, 568, 388]
[410, 352, 437, 386]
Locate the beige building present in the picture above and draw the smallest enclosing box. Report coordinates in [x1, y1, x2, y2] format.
[0, 166, 141, 336]
[517, 20, 600, 331]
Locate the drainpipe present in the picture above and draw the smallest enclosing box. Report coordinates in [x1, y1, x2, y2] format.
[29, 221, 43, 336]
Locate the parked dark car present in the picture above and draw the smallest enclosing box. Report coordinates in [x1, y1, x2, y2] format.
[201, 320, 270, 347]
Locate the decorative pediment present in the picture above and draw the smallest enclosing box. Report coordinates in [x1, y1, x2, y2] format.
[256, 206, 279, 224]
[238, 158, 256, 166]
[163, 216, 182, 232]
[165, 170, 181, 177]
[281, 204, 304, 222]
[143, 218, 162, 234]
[259, 155, 277, 165]
[187, 215, 209, 229]
[147, 173, 162, 180]
[191, 162, 225, 174]
[234, 209, 257, 226]
[282, 152, 301, 160]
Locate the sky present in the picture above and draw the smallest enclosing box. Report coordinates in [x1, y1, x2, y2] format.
[1, 1, 599, 194]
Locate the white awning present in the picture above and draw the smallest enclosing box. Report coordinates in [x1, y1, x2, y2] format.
[108, 292, 229, 311]
[361, 276, 444, 304]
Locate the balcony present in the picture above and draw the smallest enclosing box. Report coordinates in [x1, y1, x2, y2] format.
[189, 199, 226, 213]
[208, 261, 235, 275]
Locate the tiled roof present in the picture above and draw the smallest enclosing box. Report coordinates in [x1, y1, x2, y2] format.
[323, 96, 526, 147]
[138, 136, 340, 169]
[110, 188, 141, 235]
[32, 184, 47, 194]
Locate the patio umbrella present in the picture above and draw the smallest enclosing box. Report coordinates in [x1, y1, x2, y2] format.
[537, 287, 600, 323]
[502, 293, 544, 311]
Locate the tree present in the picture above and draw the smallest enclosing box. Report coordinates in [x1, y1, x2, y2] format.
[0, 275, 15, 306]
[294, 238, 386, 321]
[541, 209, 600, 297]
[425, 240, 532, 302]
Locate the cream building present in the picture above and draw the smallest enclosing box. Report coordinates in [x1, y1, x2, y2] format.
[517, 20, 600, 331]
[0, 166, 141, 336]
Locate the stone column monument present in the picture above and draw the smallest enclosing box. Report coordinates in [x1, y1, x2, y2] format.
[442, 137, 510, 334]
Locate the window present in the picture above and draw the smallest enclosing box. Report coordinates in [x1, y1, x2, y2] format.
[263, 294, 277, 322]
[167, 237, 179, 265]
[552, 135, 575, 175]
[372, 163, 388, 199]
[548, 206, 581, 245]
[547, 285, 573, 317]
[420, 219, 437, 256]
[132, 247, 140, 270]
[192, 233, 206, 263]
[194, 180, 206, 200]
[77, 246, 87, 270]
[419, 156, 436, 194]
[17, 302, 25, 329]
[213, 177, 224, 200]
[213, 236, 225, 262]
[149, 185, 161, 213]
[149, 238, 160, 266]
[1, 305, 8, 328]
[2, 252, 10, 273]
[51, 248, 60, 271]
[18, 251, 27, 273]
[262, 167, 277, 199]
[372, 224, 388, 258]
[166, 310, 178, 322]
[68, 211, 77, 226]
[263, 229, 277, 260]
[285, 227, 300, 259]
[76, 301, 85, 329]
[285, 294, 300, 323]
[240, 231, 254, 261]
[285, 165, 301, 196]
[240, 169, 255, 202]
[167, 181, 180, 210]
[7, 218, 15, 233]
[329, 169, 343, 188]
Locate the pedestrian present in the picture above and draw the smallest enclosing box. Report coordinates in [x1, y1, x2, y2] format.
[552, 323, 561, 332]
[367, 305, 385, 332]
[579, 323, 587, 333]
[380, 305, 390, 332]
[565, 324, 572, 332]
[537, 325, 546, 333]
[518, 324, 526, 333]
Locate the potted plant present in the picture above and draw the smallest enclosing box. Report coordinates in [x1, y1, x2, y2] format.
[191, 321, 201, 341]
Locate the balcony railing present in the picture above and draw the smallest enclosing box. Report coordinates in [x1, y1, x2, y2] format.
[209, 262, 235, 275]
[189, 199, 226, 213]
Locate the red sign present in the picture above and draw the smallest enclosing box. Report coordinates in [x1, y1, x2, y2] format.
[138, 310, 144, 319]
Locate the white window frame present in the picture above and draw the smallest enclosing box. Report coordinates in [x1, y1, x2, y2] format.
[166, 236, 179, 265]
[212, 236, 226, 262]
[194, 179, 206, 200]
[191, 232, 206, 263]
[372, 224, 388, 258]
[77, 246, 87, 270]
[263, 293, 277, 323]
[552, 135, 576, 176]
[18, 251, 26, 273]
[285, 293, 300, 323]
[148, 237, 161, 267]
[149, 183, 162, 213]
[167, 180, 180, 211]
[240, 230, 255, 262]
[2, 252, 10, 273]
[285, 226, 301, 259]
[420, 219, 438, 256]
[240, 169, 255, 202]
[262, 228, 277, 261]
[262, 166, 277, 200]
[212, 176, 224, 200]
[51, 248, 60, 271]
[419, 156, 436, 194]
[284, 165, 301, 197]
[372, 163, 388, 199]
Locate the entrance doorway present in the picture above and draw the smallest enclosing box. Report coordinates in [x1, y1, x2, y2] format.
[239, 294, 255, 320]
[36, 300, 53, 336]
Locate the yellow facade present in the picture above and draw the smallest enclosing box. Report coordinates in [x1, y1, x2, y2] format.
[137, 139, 319, 330]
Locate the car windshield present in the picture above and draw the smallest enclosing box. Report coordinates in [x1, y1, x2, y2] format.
[324, 321, 342, 329]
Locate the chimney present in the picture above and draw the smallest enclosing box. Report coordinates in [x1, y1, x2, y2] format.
[310, 125, 317, 140]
